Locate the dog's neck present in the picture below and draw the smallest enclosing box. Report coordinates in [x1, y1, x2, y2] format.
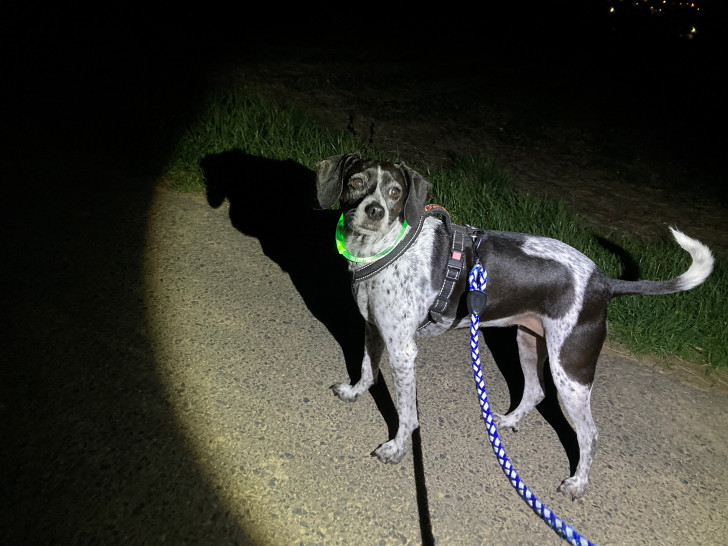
[344, 219, 409, 268]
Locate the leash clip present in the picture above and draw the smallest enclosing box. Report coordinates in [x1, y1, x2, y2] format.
[467, 228, 487, 316]
[469, 228, 484, 265]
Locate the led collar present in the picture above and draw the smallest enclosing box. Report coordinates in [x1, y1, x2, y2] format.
[335, 214, 408, 263]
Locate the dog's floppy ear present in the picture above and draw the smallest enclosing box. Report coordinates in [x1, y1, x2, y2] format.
[315, 153, 362, 209]
[399, 162, 432, 224]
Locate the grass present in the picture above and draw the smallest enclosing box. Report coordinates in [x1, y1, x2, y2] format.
[164, 87, 727, 369]
[166, 89, 375, 191]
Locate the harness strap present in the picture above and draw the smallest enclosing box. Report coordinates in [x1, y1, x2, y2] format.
[426, 225, 467, 323]
[419, 206, 483, 331]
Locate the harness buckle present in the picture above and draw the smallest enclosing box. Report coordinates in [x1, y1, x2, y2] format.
[445, 252, 463, 281]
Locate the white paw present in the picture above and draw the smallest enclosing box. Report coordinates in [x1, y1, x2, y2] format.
[330, 383, 359, 402]
[557, 476, 588, 500]
[371, 440, 405, 464]
[493, 413, 520, 432]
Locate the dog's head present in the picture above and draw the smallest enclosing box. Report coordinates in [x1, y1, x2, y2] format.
[316, 153, 432, 236]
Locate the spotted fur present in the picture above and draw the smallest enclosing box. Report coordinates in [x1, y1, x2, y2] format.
[317, 153, 714, 499]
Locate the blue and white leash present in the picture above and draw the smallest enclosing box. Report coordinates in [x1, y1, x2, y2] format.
[467, 258, 597, 546]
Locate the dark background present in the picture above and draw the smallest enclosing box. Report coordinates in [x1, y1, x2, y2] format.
[3, 1, 725, 173]
[1, 1, 725, 543]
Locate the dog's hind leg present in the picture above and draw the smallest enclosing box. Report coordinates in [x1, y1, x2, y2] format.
[494, 326, 547, 431]
[331, 321, 384, 402]
[549, 320, 605, 500]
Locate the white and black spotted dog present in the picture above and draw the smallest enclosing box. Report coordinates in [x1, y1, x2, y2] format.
[316, 152, 713, 499]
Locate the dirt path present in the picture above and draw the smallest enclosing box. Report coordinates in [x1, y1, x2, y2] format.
[143, 186, 728, 545]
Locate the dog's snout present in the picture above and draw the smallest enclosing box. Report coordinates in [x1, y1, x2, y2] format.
[365, 203, 385, 222]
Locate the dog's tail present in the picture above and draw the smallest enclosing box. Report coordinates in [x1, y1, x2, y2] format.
[610, 227, 714, 298]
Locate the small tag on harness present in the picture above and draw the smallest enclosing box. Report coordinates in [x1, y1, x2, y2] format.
[467, 290, 488, 316]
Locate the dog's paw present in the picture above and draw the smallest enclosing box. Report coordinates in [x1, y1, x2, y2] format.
[493, 413, 520, 432]
[371, 440, 405, 464]
[330, 383, 360, 402]
[557, 476, 588, 500]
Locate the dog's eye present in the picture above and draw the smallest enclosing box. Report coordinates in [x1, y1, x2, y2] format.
[389, 187, 401, 199]
[349, 177, 364, 190]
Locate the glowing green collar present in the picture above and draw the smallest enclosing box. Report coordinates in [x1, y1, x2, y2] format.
[335, 214, 409, 263]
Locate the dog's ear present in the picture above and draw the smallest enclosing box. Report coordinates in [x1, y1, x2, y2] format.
[399, 163, 432, 224]
[315, 153, 362, 209]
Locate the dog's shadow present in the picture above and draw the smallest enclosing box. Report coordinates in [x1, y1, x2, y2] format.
[200, 150, 399, 437]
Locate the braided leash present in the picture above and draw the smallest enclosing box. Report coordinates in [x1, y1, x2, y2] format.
[467, 260, 597, 546]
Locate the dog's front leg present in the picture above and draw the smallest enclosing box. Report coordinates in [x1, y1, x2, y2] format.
[372, 337, 419, 464]
[331, 321, 384, 402]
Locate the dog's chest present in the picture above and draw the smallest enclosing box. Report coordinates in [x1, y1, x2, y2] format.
[352, 232, 438, 331]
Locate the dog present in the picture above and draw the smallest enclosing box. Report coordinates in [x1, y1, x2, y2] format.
[316, 152, 714, 499]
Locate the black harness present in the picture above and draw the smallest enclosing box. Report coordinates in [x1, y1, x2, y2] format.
[350, 204, 483, 332]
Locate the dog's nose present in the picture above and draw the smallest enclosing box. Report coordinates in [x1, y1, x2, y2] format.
[365, 203, 385, 222]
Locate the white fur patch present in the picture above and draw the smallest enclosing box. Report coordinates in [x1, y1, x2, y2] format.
[521, 236, 596, 343]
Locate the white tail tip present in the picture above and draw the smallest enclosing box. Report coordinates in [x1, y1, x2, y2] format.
[669, 227, 714, 290]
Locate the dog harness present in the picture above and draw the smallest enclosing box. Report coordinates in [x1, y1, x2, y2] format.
[417, 205, 484, 333]
[340, 204, 482, 332]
